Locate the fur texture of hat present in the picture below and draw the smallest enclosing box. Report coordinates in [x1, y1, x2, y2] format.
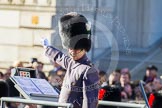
[59, 12, 91, 52]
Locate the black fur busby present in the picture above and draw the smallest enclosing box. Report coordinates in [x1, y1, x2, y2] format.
[59, 12, 91, 52]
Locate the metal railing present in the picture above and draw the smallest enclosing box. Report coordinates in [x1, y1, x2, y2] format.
[0, 97, 147, 108]
[0, 97, 73, 108]
[98, 100, 147, 108]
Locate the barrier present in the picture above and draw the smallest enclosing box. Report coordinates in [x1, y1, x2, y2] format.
[0, 97, 73, 108]
[98, 100, 147, 108]
[0, 97, 147, 108]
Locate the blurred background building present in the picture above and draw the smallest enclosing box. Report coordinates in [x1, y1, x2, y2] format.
[0, 0, 162, 80]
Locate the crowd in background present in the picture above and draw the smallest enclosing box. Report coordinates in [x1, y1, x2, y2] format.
[99, 66, 162, 102]
[0, 58, 162, 108]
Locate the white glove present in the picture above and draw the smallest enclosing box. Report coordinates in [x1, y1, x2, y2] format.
[41, 38, 49, 48]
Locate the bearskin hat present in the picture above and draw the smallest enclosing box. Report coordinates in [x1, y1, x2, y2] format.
[59, 12, 91, 52]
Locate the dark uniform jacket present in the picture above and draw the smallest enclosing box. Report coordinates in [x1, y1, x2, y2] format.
[45, 46, 99, 108]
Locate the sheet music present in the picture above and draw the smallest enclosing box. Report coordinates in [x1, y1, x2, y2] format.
[31, 78, 59, 95]
[12, 76, 59, 96]
[13, 76, 42, 95]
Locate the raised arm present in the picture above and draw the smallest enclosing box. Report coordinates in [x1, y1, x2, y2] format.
[41, 38, 71, 69]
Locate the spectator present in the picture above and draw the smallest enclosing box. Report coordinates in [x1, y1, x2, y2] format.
[37, 70, 48, 80]
[3, 66, 13, 80]
[0, 79, 9, 107]
[12, 60, 23, 67]
[122, 83, 134, 100]
[48, 62, 64, 81]
[143, 65, 158, 83]
[98, 72, 121, 108]
[0, 71, 4, 79]
[120, 71, 131, 87]
[49, 62, 62, 75]
[152, 77, 162, 92]
[108, 69, 121, 86]
[56, 68, 66, 81]
[121, 68, 129, 74]
[31, 60, 47, 80]
[99, 70, 108, 87]
[30, 58, 38, 64]
[145, 77, 162, 94]
[134, 86, 143, 101]
[32, 61, 44, 72]
[0, 79, 9, 98]
[48, 72, 62, 92]
[120, 68, 135, 100]
[98, 70, 122, 108]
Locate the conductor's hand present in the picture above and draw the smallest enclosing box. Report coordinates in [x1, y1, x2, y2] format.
[41, 38, 49, 48]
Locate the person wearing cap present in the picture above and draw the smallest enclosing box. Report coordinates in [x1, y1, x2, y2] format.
[143, 65, 158, 83]
[41, 12, 99, 108]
